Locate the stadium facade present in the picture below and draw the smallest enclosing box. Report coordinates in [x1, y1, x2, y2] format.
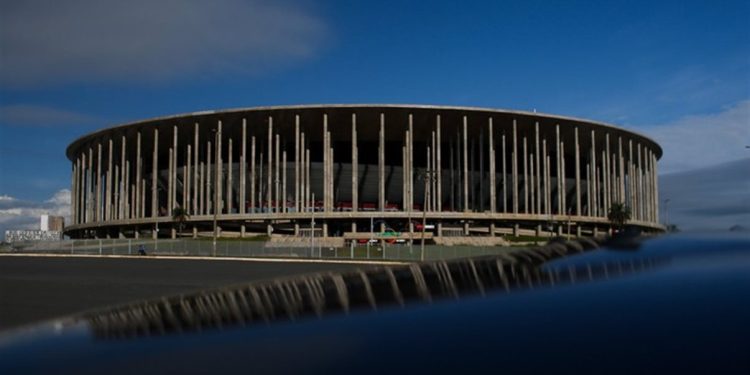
[65, 105, 663, 240]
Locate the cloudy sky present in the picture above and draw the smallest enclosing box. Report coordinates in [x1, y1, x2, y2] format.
[0, 0, 748, 235]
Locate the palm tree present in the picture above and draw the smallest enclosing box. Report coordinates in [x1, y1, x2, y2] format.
[607, 202, 631, 232]
[172, 207, 190, 237]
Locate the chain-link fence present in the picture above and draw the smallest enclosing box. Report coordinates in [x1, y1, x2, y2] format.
[2, 238, 525, 262]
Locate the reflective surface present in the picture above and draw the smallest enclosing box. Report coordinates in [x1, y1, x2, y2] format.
[2, 233, 749, 374]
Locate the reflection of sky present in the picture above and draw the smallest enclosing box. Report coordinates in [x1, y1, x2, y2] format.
[660, 158, 750, 231]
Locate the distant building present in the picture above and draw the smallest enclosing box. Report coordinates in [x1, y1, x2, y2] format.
[41, 215, 65, 232]
[3, 215, 65, 243]
[5, 230, 62, 243]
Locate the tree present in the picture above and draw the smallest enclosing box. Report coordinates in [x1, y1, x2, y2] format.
[172, 207, 190, 237]
[607, 202, 631, 232]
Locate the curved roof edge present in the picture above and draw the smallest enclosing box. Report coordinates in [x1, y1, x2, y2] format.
[66, 104, 663, 160]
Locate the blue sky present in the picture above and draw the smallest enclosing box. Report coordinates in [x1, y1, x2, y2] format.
[0, 0, 748, 232]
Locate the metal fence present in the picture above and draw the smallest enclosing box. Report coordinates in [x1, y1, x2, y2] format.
[3, 239, 525, 262]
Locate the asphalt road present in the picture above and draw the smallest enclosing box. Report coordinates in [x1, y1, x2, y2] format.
[0, 255, 371, 331]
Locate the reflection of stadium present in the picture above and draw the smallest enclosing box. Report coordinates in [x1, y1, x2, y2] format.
[65, 105, 663, 239]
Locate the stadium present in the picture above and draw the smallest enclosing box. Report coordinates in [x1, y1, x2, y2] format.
[64, 105, 663, 240]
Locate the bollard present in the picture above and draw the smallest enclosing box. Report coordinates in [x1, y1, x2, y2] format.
[128, 239, 132, 255]
[99, 239, 102, 255]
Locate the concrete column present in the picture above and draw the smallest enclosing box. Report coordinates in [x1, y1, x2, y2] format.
[125, 159, 130, 219]
[604, 133, 611, 211]
[282, 150, 287, 213]
[555, 124, 561, 215]
[436, 115, 442, 211]
[300, 132, 305, 211]
[174, 125, 179, 211]
[422, 146, 432, 212]
[402, 145, 407, 210]
[72, 160, 78, 224]
[628, 139, 634, 211]
[432, 131, 437, 210]
[561, 141, 567, 215]
[305, 148, 310, 212]
[523, 137, 528, 213]
[463, 116, 469, 212]
[502, 132, 507, 213]
[207, 141, 212, 214]
[217, 122, 223, 215]
[535, 122, 541, 215]
[106, 138, 113, 221]
[185, 145, 190, 213]
[251, 136, 256, 214]
[167, 148, 173, 214]
[602, 137, 608, 213]
[379, 114, 385, 211]
[575, 126, 581, 216]
[267, 117, 273, 212]
[82, 151, 88, 223]
[240, 119, 246, 215]
[275, 134, 280, 213]
[151, 128, 160, 218]
[590, 130, 597, 217]
[512, 119, 518, 214]
[115, 138, 122, 220]
[71, 159, 77, 224]
[489, 118, 496, 213]
[586, 165, 591, 216]
[545, 141, 551, 215]
[529, 153, 535, 214]
[135, 132, 142, 218]
[409, 114, 414, 212]
[113, 164, 119, 222]
[294, 115, 300, 212]
[193, 123, 199, 216]
[323, 114, 328, 211]
[96, 142, 102, 222]
[653, 151, 659, 224]
[228, 138, 233, 214]
[328, 144, 336, 211]
[351, 113, 358, 212]
[619, 137, 625, 204]
[636, 143, 642, 220]
[199, 160, 205, 215]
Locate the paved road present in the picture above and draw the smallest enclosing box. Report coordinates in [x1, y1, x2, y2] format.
[0, 255, 372, 331]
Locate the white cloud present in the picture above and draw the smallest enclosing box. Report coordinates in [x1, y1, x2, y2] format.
[0, 0, 327, 87]
[0, 189, 71, 240]
[644, 99, 750, 174]
[660, 158, 750, 231]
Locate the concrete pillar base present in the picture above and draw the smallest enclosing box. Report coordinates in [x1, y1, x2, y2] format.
[240, 225, 246, 238]
[513, 224, 520, 237]
[193, 226, 198, 239]
[437, 222, 443, 237]
[489, 223, 496, 237]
